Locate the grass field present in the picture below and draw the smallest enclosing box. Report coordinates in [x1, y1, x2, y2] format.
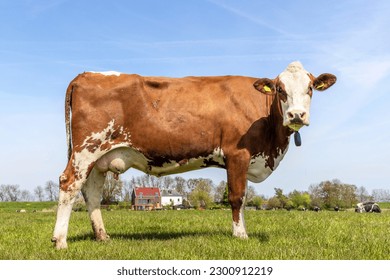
[0, 202, 389, 260]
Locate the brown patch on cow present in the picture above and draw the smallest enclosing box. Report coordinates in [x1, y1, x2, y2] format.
[110, 127, 121, 140]
[82, 138, 102, 153]
[59, 156, 77, 192]
[100, 141, 112, 151]
[238, 94, 292, 170]
[275, 78, 288, 102]
[86, 162, 95, 179]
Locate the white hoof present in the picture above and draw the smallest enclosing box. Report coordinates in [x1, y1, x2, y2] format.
[52, 236, 68, 249]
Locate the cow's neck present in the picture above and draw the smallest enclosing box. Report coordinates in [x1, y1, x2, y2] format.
[268, 93, 293, 151]
[238, 93, 293, 171]
[254, 94, 293, 170]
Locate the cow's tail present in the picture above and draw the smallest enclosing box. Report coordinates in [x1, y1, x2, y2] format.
[65, 82, 74, 161]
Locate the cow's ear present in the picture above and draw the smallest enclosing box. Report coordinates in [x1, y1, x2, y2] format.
[312, 73, 337, 91]
[253, 78, 276, 95]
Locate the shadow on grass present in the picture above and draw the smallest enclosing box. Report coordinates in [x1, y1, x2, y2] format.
[68, 229, 270, 243]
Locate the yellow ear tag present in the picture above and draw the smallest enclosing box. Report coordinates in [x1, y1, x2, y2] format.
[316, 83, 325, 89]
[263, 85, 271, 92]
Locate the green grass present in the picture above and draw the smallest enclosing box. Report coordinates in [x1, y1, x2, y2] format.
[0, 201, 56, 213]
[0, 204, 389, 260]
[379, 202, 390, 209]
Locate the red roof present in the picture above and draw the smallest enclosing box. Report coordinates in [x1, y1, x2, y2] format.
[134, 187, 160, 197]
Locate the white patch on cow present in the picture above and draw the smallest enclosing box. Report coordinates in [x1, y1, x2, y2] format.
[52, 188, 79, 249]
[88, 71, 121, 76]
[278, 61, 312, 128]
[95, 146, 226, 177]
[211, 147, 225, 165]
[74, 120, 131, 180]
[232, 197, 248, 238]
[246, 146, 289, 183]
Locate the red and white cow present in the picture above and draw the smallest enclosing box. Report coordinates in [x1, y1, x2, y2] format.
[52, 61, 336, 249]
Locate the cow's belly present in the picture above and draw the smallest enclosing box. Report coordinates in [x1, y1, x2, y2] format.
[94, 146, 226, 177]
[246, 147, 288, 183]
[94, 146, 288, 182]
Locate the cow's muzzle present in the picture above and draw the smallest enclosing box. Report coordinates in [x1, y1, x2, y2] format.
[286, 110, 308, 131]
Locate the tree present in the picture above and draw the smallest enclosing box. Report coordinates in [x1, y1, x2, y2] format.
[274, 188, 289, 209]
[372, 189, 390, 202]
[162, 176, 174, 190]
[174, 176, 187, 195]
[267, 196, 282, 209]
[0, 184, 21, 201]
[289, 190, 311, 209]
[214, 180, 227, 204]
[188, 178, 214, 209]
[340, 183, 358, 208]
[121, 178, 135, 202]
[251, 195, 264, 209]
[0, 185, 5, 201]
[20, 190, 33, 201]
[308, 179, 358, 209]
[246, 185, 256, 205]
[134, 174, 163, 188]
[186, 178, 200, 192]
[356, 186, 371, 202]
[102, 172, 123, 204]
[34, 186, 45, 201]
[45, 180, 59, 201]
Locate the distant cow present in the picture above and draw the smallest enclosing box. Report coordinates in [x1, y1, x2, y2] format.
[52, 61, 336, 249]
[355, 202, 381, 213]
[313, 206, 321, 212]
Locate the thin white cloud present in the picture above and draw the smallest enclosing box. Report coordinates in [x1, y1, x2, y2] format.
[207, 0, 293, 37]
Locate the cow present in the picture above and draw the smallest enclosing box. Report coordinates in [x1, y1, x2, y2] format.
[52, 61, 336, 249]
[313, 206, 321, 212]
[355, 202, 381, 213]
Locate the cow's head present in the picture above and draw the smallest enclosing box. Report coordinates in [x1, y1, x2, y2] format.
[253, 61, 336, 131]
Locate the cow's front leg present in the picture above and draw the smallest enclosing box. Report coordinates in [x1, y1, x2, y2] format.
[226, 154, 249, 239]
[81, 167, 109, 242]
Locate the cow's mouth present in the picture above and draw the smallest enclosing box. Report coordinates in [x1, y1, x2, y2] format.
[288, 123, 304, 131]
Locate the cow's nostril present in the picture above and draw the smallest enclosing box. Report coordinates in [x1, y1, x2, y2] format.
[300, 112, 306, 118]
[287, 112, 294, 119]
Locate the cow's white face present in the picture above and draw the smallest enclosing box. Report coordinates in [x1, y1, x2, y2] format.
[277, 62, 312, 131]
[253, 61, 337, 131]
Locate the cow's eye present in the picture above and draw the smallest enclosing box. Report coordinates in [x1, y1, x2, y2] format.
[277, 87, 287, 101]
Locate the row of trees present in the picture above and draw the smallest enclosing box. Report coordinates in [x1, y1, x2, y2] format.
[0, 181, 59, 202]
[1, 176, 389, 210]
[267, 179, 390, 210]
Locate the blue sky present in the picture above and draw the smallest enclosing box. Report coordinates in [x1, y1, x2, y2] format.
[1, 0, 389, 197]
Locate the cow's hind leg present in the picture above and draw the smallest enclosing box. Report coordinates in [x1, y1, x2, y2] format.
[82, 167, 109, 242]
[52, 158, 85, 249]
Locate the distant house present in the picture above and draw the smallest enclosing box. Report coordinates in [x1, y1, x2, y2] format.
[131, 187, 161, 211]
[161, 189, 184, 207]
